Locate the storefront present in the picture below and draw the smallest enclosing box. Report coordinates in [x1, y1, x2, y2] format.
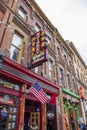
[0, 84, 19, 130]
[62, 88, 80, 130]
[0, 53, 59, 130]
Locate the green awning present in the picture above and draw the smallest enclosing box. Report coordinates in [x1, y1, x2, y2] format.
[62, 88, 80, 99]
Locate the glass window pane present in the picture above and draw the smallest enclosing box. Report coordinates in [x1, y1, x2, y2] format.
[49, 60, 52, 70]
[45, 35, 51, 44]
[35, 23, 41, 32]
[49, 62, 51, 70]
[10, 46, 19, 61]
[18, 9, 25, 19]
[35, 67, 38, 73]
[12, 34, 22, 48]
[49, 71, 52, 78]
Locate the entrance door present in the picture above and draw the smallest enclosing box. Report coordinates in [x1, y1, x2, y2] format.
[30, 112, 40, 130]
[47, 104, 56, 130]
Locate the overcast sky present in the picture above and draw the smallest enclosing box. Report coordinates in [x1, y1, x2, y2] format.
[35, 0, 87, 65]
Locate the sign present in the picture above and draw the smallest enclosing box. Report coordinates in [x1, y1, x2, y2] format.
[79, 86, 85, 99]
[0, 95, 14, 105]
[29, 30, 48, 69]
[1, 107, 8, 117]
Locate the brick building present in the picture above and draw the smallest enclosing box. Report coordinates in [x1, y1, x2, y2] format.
[0, 0, 85, 130]
[70, 42, 87, 124]
[0, 0, 59, 130]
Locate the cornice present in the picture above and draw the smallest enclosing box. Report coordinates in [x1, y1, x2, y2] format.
[70, 42, 87, 68]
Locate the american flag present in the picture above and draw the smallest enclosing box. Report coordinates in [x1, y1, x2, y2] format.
[29, 82, 48, 104]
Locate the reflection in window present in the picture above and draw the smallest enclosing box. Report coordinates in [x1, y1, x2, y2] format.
[18, 7, 27, 20]
[10, 33, 22, 62]
[49, 59, 53, 79]
[10, 46, 19, 61]
[45, 34, 51, 44]
[35, 23, 41, 32]
[57, 47, 61, 56]
[67, 74, 71, 89]
[35, 67, 39, 73]
[64, 54, 67, 62]
[60, 68, 64, 86]
[12, 34, 22, 47]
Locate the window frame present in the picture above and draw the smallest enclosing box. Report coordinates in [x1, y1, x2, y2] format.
[18, 6, 27, 21]
[48, 58, 53, 79]
[10, 32, 23, 63]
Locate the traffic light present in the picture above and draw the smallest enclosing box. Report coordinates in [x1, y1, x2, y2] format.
[40, 31, 48, 49]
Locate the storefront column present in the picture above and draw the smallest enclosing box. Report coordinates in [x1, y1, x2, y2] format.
[19, 84, 27, 130]
[80, 99, 86, 124]
[41, 103, 46, 130]
[59, 89, 65, 130]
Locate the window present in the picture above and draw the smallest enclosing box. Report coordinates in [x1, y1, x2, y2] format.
[57, 47, 61, 56]
[56, 67, 59, 83]
[35, 67, 39, 73]
[35, 23, 41, 32]
[45, 34, 51, 45]
[72, 79, 75, 88]
[59, 68, 64, 86]
[72, 78, 76, 92]
[10, 33, 23, 63]
[76, 69, 79, 78]
[18, 7, 27, 20]
[49, 59, 53, 79]
[67, 74, 71, 89]
[64, 54, 67, 62]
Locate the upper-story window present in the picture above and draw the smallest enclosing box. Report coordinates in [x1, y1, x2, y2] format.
[59, 67, 64, 86]
[45, 34, 51, 45]
[64, 54, 67, 62]
[35, 23, 41, 32]
[72, 78, 76, 90]
[57, 47, 61, 56]
[49, 59, 53, 79]
[67, 73, 71, 89]
[35, 67, 39, 73]
[10, 32, 23, 63]
[68, 55, 72, 66]
[76, 69, 79, 78]
[18, 7, 27, 21]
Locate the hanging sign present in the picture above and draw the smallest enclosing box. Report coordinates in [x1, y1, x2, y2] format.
[29, 30, 48, 69]
[79, 86, 85, 99]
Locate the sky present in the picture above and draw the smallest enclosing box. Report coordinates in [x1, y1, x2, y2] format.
[35, 0, 87, 65]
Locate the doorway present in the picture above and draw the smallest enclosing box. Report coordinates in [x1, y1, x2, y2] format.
[24, 100, 40, 130]
[0, 104, 8, 130]
[47, 104, 56, 130]
[69, 107, 76, 130]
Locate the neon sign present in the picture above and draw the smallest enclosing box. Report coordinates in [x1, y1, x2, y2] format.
[29, 30, 48, 69]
